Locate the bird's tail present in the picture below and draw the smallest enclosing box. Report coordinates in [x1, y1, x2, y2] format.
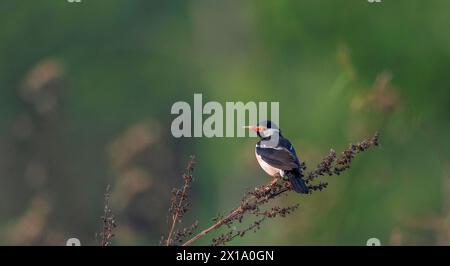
[286, 170, 309, 194]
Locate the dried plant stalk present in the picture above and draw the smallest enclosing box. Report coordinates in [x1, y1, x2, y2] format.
[180, 133, 379, 246]
[164, 156, 196, 246]
[98, 185, 116, 246]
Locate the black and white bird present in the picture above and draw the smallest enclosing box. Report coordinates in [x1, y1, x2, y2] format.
[244, 120, 309, 194]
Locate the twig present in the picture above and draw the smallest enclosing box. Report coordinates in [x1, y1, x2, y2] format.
[182, 178, 292, 246]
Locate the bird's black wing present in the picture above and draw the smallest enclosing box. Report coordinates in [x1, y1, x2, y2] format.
[256, 145, 299, 170]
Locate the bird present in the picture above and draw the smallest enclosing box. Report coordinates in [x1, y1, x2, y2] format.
[244, 120, 309, 194]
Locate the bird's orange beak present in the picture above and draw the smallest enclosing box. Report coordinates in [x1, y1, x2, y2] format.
[243, 125, 266, 132]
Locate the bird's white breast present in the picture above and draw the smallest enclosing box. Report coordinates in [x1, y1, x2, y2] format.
[255, 150, 283, 177]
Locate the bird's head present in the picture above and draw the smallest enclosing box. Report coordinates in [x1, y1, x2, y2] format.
[243, 120, 280, 139]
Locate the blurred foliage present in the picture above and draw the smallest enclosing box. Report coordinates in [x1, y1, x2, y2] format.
[0, 0, 449, 245]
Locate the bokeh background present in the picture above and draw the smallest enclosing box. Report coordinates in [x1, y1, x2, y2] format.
[0, 0, 449, 245]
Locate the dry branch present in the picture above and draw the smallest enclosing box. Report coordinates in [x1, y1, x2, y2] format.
[166, 133, 379, 246]
[164, 156, 197, 246]
[97, 185, 116, 246]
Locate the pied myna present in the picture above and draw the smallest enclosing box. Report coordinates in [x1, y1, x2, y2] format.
[244, 120, 309, 194]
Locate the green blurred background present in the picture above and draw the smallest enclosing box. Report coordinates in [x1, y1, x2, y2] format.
[0, 0, 449, 245]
